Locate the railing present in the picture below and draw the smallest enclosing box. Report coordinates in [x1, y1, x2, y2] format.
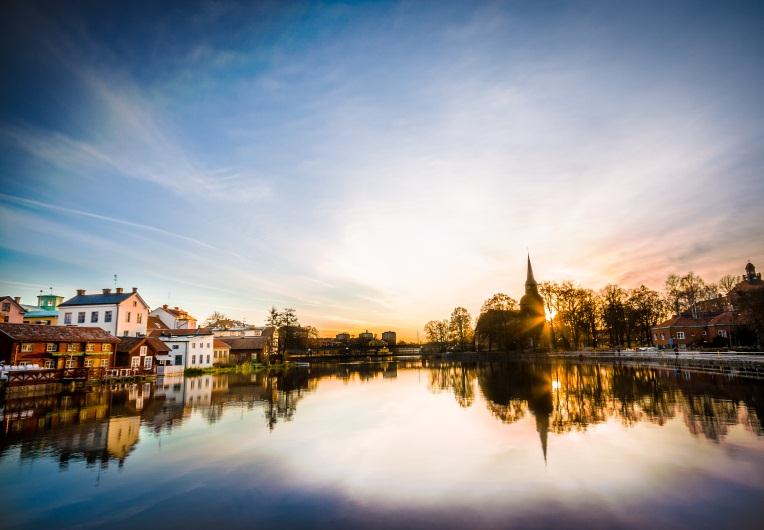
[2, 367, 153, 386]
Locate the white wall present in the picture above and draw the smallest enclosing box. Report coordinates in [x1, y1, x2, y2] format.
[58, 293, 148, 337]
[159, 334, 214, 369]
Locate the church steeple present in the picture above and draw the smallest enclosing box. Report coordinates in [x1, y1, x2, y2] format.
[526, 254, 537, 290]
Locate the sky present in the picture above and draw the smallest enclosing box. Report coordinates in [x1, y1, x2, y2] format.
[1, 0, 763, 340]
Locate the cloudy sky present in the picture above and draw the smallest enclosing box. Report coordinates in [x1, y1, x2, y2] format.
[1, 1, 762, 339]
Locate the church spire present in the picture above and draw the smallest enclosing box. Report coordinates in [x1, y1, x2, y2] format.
[526, 254, 537, 289]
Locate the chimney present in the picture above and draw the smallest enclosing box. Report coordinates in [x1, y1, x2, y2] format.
[174, 306, 179, 310]
[76, 289, 86, 296]
[102, 288, 112, 295]
[132, 287, 138, 293]
[13, 296, 21, 304]
[163, 304, 168, 310]
[115, 287, 124, 294]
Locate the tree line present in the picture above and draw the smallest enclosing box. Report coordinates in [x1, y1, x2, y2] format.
[425, 270, 762, 352]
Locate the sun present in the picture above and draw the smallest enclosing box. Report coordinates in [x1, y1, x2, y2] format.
[545, 308, 557, 322]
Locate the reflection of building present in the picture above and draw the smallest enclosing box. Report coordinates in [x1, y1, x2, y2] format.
[381, 331, 397, 345]
[0, 323, 118, 369]
[150, 304, 197, 329]
[22, 293, 64, 325]
[58, 287, 149, 338]
[0, 296, 25, 323]
[107, 416, 141, 461]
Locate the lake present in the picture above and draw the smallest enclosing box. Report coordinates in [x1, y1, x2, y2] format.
[1, 358, 763, 529]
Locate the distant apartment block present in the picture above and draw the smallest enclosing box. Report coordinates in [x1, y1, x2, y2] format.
[381, 331, 397, 345]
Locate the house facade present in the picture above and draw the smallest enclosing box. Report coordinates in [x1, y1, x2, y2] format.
[58, 288, 149, 338]
[22, 293, 64, 326]
[156, 328, 215, 369]
[115, 336, 171, 373]
[213, 326, 276, 361]
[150, 305, 197, 330]
[0, 323, 119, 369]
[213, 339, 230, 365]
[1, 296, 26, 323]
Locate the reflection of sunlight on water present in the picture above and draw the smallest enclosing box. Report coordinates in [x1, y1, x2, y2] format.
[552, 379, 561, 391]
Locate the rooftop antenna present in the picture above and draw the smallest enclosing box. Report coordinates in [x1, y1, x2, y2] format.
[113, 274, 118, 289]
[49, 286, 53, 295]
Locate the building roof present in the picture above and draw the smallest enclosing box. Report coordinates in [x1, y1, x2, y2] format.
[708, 311, 734, 326]
[116, 336, 171, 353]
[223, 337, 269, 350]
[213, 338, 231, 349]
[1, 296, 25, 311]
[653, 315, 710, 329]
[156, 327, 213, 338]
[147, 316, 169, 331]
[59, 290, 149, 308]
[22, 308, 59, 318]
[155, 305, 196, 320]
[0, 323, 120, 342]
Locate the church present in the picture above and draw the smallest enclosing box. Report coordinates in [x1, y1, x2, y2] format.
[520, 255, 546, 350]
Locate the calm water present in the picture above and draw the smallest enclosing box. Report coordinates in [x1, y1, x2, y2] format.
[1, 359, 763, 529]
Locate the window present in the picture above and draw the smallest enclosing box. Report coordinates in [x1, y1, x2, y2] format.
[207, 343, 211, 348]
[101, 359, 109, 368]
[676, 331, 685, 339]
[701, 331, 707, 336]
[102, 343, 111, 352]
[719, 329, 727, 338]
[67, 343, 78, 352]
[133, 301, 137, 307]
[77, 312, 85, 323]
[172, 344, 179, 349]
[124, 330, 129, 337]
[105, 311, 112, 322]
[137, 313, 143, 324]
[47, 343, 57, 352]
[86, 343, 95, 352]
[44, 360, 55, 369]
[175, 355, 182, 365]
[191, 355, 196, 364]
[21, 343, 33, 352]
[660, 333, 665, 340]
[84, 359, 93, 368]
[192, 343, 196, 348]
[126, 311, 131, 323]
[91, 311, 99, 323]
[131, 357, 141, 368]
[206, 355, 210, 364]
[1, 302, 9, 311]
[64, 312, 72, 324]
[144, 356, 152, 369]
[65, 359, 76, 368]
[140, 346, 148, 356]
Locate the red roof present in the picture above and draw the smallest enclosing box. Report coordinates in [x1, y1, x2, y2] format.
[708, 312, 734, 326]
[653, 315, 708, 328]
[213, 338, 230, 349]
[0, 323, 120, 342]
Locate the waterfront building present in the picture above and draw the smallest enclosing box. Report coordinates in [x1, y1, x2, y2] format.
[21, 293, 64, 325]
[381, 331, 397, 346]
[213, 338, 231, 365]
[359, 330, 374, 340]
[156, 328, 216, 369]
[0, 323, 119, 369]
[115, 336, 171, 373]
[224, 336, 273, 364]
[0, 296, 26, 323]
[519, 255, 545, 349]
[150, 304, 197, 329]
[336, 332, 351, 341]
[58, 288, 149, 338]
[652, 261, 763, 348]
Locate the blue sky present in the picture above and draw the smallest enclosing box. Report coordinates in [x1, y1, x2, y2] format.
[1, 1, 763, 338]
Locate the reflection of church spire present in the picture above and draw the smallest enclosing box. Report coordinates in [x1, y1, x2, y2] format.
[536, 413, 549, 464]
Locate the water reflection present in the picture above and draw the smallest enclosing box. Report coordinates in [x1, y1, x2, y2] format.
[2, 360, 761, 471]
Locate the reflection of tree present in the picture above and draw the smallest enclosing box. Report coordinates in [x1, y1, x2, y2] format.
[428, 362, 477, 407]
[467, 359, 764, 461]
